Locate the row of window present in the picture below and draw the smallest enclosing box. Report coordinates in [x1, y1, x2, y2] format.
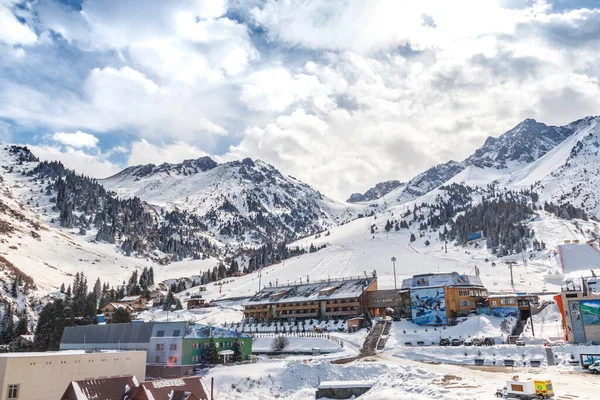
[192, 341, 244, 350]
[155, 329, 180, 337]
[458, 289, 487, 297]
[155, 356, 177, 363]
[155, 343, 178, 351]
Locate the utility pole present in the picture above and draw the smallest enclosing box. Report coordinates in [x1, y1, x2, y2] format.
[445, 240, 447, 254]
[258, 269, 262, 293]
[529, 301, 535, 338]
[508, 262, 514, 287]
[391, 257, 397, 289]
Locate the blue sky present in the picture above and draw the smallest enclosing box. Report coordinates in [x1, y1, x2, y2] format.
[1, 0, 600, 199]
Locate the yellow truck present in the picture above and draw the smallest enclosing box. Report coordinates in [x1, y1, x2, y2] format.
[496, 379, 554, 399]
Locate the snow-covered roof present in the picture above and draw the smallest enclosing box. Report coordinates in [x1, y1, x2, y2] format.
[246, 277, 376, 306]
[487, 294, 518, 299]
[107, 302, 133, 310]
[0, 349, 139, 358]
[558, 243, 600, 273]
[120, 295, 142, 302]
[318, 380, 375, 389]
[184, 324, 251, 340]
[401, 273, 484, 289]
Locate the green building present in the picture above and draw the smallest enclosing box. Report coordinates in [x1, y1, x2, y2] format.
[182, 324, 253, 364]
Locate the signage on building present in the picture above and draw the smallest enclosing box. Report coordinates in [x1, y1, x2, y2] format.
[152, 379, 185, 388]
[402, 274, 481, 289]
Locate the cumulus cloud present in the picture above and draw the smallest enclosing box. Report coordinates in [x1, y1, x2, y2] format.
[52, 131, 99, 148]
[127, 139, 210, 166]
[28, 145, 121, 178]
[4, 0, 600, 200]
[0, 0, 37, 46]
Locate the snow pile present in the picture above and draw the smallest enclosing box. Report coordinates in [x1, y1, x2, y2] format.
[387, 314, 515, 346]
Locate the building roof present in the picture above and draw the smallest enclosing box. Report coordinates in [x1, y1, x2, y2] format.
[0, 350, 142, 358]
[61, 376, 138, 400]
[60, 322, 189, 346]
[132, 377, 208, 400]
[317, 380, 375, 389]
[61, 322, 155, 345]
[558, 242, 600, 273]
[401, 272, 484, 289]
[120, 295, 143, 302]
[103, 302, 134, 310]
[245, 277, 376, 306]
[184, 324, 251, 339]
[487, 294, 518, 299]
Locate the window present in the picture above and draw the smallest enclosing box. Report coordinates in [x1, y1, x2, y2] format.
[7, 384, 18, 399]
[155, 356, 160, 363]
[156, 330, 165, 337]
[492, 301, 497, 306]
[170, 344, 177, 351]
[168, 356, 177, 363]
[173, 330, 180, 336]
[156, 343, 165, 351]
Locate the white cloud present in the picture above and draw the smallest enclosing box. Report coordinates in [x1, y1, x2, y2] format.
[5, 1, 600, 200]
[127, 139, 210, 166]
[28, 145, 121, 179]
[0, 0, 37, 46]
[52, 131, 99, 148]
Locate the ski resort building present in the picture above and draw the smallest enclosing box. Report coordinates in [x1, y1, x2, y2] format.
[60, 321, 252, 377]
[401, 272, 488, 325]
[119, 294, 148, 311]
[0, 350, 146, 400]
[556, 280, 600, 344]
[99, 302, 134, 321]
[243, 277, 379, 321]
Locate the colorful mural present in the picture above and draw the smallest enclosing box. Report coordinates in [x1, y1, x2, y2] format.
[478, 306, 518, 318]
[411, 287, 447, 325]
[580, 300, 600, 325]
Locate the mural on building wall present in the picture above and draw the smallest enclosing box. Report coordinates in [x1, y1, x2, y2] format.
[478, 306, 518, 318]
[580, 300, 600, 325]
[411, 288, 446, 325]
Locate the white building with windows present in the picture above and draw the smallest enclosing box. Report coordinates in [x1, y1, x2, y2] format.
[0, 350, 146, 400]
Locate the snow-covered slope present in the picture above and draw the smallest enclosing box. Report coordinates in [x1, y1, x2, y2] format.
[0, 146, 218, 293]
[103, 157, 362, 246]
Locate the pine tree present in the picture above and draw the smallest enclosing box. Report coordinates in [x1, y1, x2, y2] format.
[233, 338, 243, 362]
[175, 298, 183, 310]
[410, 233, 416, 242]
[15, 310, 28, 335]
[148, 267, 155, 286]
[163, 289, 174, 311]
[34, 300, 69, 351]
[60, 283, 65, 293]
[1, 305, 15, 344]
[111, 307, 132, 324]
[93, 278, 101, 301]
[203, 337, 219, 364]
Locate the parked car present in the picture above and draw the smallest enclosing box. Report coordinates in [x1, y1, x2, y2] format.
[464, 337, 474, 346]
[451, 338, 463, 346]
[589, 360, 600, 374]
[516, 338, 525, 346]
[439, 338, 450, 346]
[472, 338, 483, 346]
[483, 337, 496, 346]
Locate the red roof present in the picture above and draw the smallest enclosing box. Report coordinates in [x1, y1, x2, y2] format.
[132, 377, 209, 400]
[61, 375, 138, 400]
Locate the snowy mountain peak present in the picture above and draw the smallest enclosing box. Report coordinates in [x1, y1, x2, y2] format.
[465, 118, 577, 169]
[110, 156, 218, 179]
[347, 180, 404, 203]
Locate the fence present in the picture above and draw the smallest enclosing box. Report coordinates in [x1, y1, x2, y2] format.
[250, 332, 344, 347]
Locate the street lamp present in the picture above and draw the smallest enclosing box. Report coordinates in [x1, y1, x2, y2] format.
[391, 256, 397, 289]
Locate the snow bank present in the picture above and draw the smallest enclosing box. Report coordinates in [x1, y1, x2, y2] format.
[387, 314, 515, 347]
